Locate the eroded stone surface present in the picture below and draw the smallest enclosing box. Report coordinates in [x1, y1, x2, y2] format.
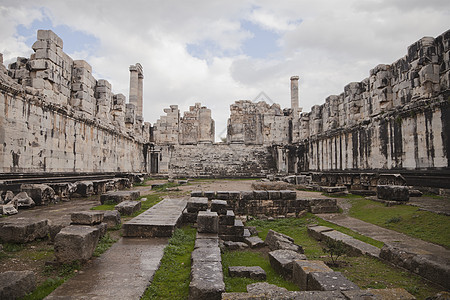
[71, 211, 104, 225]
[197, 210, 219, 233]
[0, 218, 49, 243]
[269, 249, 307, 279]
[308, 271, 359, 291]
[54, 225, 100, 263]
[293, 260, 333, 290]
[115, 200, 141, 216]
[0, 271, 36, 300]
[228, 266, 266, 280]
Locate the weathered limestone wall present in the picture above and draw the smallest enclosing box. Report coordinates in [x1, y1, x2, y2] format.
[0, 30, 150, 174]
[165, 144, 276, 178]
[279, 30, 450, 173]
[226, 100, 291, 145]
[153, 103, 215, 145]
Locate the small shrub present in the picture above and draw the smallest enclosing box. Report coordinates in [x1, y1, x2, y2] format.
[323, 239, 347, 266]
[385, 216, 402, 224]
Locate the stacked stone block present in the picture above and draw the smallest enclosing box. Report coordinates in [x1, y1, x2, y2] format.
[95, 79, 112, 122]
[189, 233, 225, 300]
[70, 60, 96, 115]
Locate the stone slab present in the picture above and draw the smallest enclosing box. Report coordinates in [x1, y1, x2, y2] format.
[115, 200, 141, 216]
[0, 218, 49, 243]
[219, 210, 235, 225]
[244, 236, 265, 248]
[268, 249, 307, 279]
[100, 190, 140, 204]
[342, 288, 415, 299]
[186, 197, 208, 213]
[71, 211, 104, 225]
[211, 199, 228, 215]
[189, 261, 224, 300]
[0, 270, 36, 300]
[307, 225, 334, 240]
[308, 271, 359, 291]
[265, 229, 303, 253]
[194, 237, 219, 249]
[293, 260, 333, 290]
[191, 246, 221, 263]
[46, 237, 168, 300]
[122, 198, 186, 238]
[228, 266, 266, 280]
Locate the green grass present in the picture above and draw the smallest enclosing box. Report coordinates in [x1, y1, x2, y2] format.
[334, 256, 442, 299]
[142, 226, 196, 300]
[349, 198, 450, 248]
[247, 217, 325, 259]
[93, 233, 118, 257]
[23, 261, 81, 300]
[222, 250, 298, 292]
[247, 217, 442, 299]
[91, 194, 163, 215]
[21, 277, 65, 300]
[151, 182, 181, 191]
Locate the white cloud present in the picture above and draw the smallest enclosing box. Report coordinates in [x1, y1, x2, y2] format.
[0, 0, 449, 141]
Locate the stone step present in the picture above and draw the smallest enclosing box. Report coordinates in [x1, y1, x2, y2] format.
[122, 198, 186, 238]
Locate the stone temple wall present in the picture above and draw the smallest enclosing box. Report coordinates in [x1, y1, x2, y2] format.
[278, 29, 450, 173]
[153, 103, 215, 145]
[0, 30, 150, 173]
[165, 144, 276, 178]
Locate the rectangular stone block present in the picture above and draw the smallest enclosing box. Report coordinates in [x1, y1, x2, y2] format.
[268, 249, 307, 279]
[197, 210, 218, 233]
[0, 219, 49, 243]
[102, 210, 121, 228]
[308, 271, 359, 291]
[203, 191, 216, 200]
[0, 271, 36, 300]
[54, 225, 100, 263]
[228, 191, 241, 200]
[377, 185, 409, 201]
[240, 191, 254, 200]
[342, 288, 415, 300]
[211, 199, 227, 215]
[219, 210, 235, 226]
[191, 246, 221, 263]
[71, 211, 104, 225]
[187, 197, 208, 213]
[293, 260, 333, 290]
[253, 190, 268, 200]
[115, 200, 142, 216]
[228, 266, 266, 280]
[189, 261, 225, 300]
[194, 237, 219, 249]
[268, 190, 281, 200]
[280, 190, 297, 200]
[216, 191, 230, 200]
[307, 225, 334, 241]
[100, 190, 140, 204]
[20, 184, 55, 205]
[191, 191, 203, 197]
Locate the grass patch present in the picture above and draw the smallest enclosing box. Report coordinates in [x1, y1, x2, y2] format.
[222, 250, 298, 292]
[321, 193, 363, 199]
[247, 217, 442, 299]
[130, 194, 163, 218]
[24, 261, 81, 299]
[93, 233, 118, 257]
[334, 256, 442, 299]
[349, 198, 450, 248]
[151, 182, 181, 191]
[22, 277, 65, 300]
[142, 225, 196, 300]
[90, 201, 116, 211]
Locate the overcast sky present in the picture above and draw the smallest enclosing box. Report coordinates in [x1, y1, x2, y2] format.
[1, 1, 449, 140]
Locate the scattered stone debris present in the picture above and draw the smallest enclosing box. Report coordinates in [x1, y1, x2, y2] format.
[228, 266, 266, 280]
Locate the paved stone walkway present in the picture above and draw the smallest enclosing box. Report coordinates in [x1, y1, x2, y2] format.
[123, 197, 187, 237]
[316, 213, 450, 266]
[46, 197, 187, 300]
[45, 237, 168, 300]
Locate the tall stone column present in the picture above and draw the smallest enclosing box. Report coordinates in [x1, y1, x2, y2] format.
[290, 75, 299, 114]
[129, 63, 143, 116]
[137, 73, 144, 116]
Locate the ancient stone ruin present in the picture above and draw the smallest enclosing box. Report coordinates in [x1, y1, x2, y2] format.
[0, 28, 449, 299]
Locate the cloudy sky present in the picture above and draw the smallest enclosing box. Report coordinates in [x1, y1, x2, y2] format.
[1, 1, 449, 140]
